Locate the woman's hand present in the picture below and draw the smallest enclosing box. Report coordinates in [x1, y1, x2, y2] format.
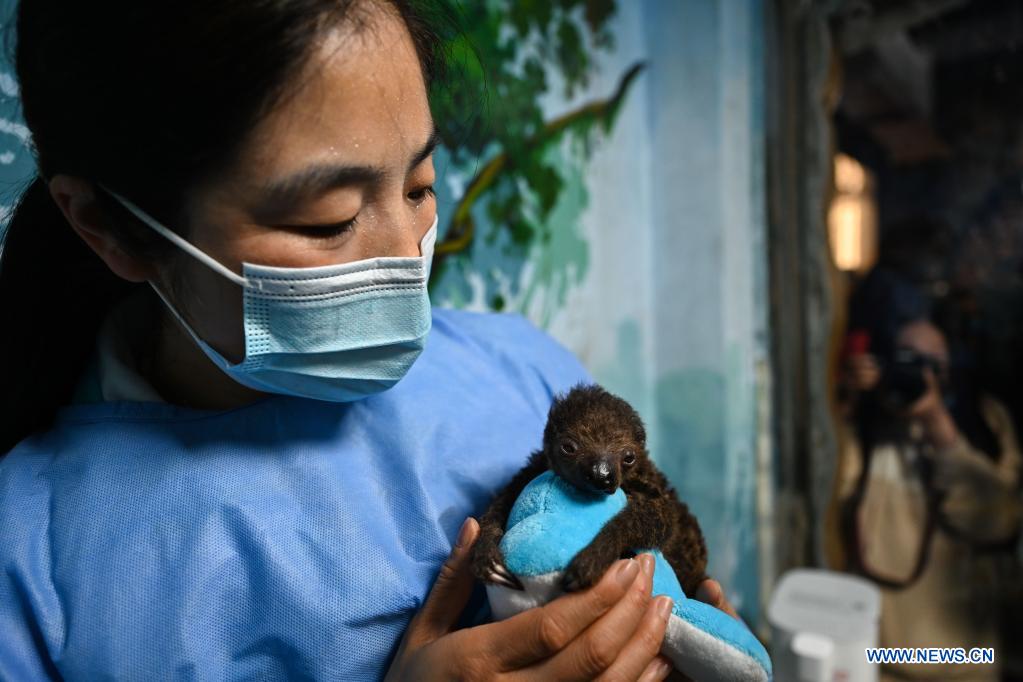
[845, 354, 881, 392]
[645, 579, 747, 682]
[906, 368, 959, 449]
[905, 366, 942, 419]
[694, 578, 742, 623]
[386, 517, 675, 681]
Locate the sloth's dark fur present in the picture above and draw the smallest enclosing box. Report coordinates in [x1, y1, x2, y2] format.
[473, 383, 708, 595]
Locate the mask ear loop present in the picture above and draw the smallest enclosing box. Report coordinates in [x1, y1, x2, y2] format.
[98, 186, 252, 370]
[99, 185, 260, 291]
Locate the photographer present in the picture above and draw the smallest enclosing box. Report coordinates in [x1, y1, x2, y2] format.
[830, 270, 1022, 681]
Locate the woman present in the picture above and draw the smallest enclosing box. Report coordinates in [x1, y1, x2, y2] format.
[831, 272, 1022, 681]
[0, 1, 738, 679]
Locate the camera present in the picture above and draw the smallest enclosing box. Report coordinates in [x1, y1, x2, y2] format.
[878, 348, 944, 412]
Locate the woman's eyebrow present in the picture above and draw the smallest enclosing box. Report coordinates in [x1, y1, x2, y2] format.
[261, 164, 384, 206]
[409, 127, 441, 174]
[261, 127, 441, 207]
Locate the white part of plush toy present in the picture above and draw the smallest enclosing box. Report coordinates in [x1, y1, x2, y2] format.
[486, 471, 773, 682]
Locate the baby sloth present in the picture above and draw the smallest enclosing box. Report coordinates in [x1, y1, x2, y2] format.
[473, 383, 708, 595]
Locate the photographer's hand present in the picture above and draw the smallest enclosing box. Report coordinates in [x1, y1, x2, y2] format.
[906, 368, 958, 449]
[845, 354, 882, 392]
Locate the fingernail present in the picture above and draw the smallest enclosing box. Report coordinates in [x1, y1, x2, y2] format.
[640, 553, 655, 577]
[455, 517, 473, 549]
[615, 558, 640, 587]
[653, 657, 673, 680]
[656, 596, 674, 620]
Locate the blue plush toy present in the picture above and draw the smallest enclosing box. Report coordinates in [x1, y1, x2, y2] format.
[485, 471, 773, 682]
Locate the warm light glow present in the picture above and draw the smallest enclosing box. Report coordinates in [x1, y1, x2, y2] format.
[829, 196, 863, 270]
[834, 154, 867, 194]
[828, 154, 877, 273]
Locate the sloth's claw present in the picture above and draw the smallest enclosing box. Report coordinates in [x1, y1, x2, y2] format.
[488, 561, 524, 590]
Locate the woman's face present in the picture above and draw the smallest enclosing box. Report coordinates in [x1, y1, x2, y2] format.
[161, 6, 437, 363]
[896, 319, 950, 379]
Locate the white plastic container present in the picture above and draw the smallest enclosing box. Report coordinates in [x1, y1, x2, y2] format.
[767, 568, 881, 682]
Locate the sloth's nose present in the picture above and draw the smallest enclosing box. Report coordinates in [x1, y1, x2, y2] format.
[588, 459, 618, 494]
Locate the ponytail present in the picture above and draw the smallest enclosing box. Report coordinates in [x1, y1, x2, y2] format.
[0, 176, 135, 453]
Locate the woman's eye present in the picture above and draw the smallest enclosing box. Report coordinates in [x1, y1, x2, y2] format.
[407, 185, 435, 203]
[287, 218, 357, 239]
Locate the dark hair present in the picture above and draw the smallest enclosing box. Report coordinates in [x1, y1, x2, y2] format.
[0, 0, 441, 453]
[847, 267, 931, 362]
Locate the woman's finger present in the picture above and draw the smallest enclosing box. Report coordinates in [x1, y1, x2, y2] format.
[405, 517, 480, 648]
[595, 595, 674, 682]
[637, 654, 675, 682]
[484, 557, 641, 670]
[694, 579, 741, 621]
[520, 554, 656, 681]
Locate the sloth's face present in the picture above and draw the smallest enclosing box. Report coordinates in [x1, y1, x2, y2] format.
[547, 428, 642, 495]
[543, 386, 649, 495]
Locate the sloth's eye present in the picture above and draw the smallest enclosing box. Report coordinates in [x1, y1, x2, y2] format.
[560, 439, 578, 455]
[622, 451, 637, 466]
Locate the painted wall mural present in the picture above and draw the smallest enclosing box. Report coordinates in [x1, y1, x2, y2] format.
[0, 8, 34, 225]
[426, 0, 643, 326]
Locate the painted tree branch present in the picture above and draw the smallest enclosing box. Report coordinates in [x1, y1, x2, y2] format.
[432, 61, 646, 273]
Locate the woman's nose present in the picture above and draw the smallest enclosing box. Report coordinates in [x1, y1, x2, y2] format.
[396, 231, 427, 258]
[384, 211, 434, 258]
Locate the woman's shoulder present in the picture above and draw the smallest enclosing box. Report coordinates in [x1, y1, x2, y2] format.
[430, 306, 563, 349]
[427, 307, 593, 395]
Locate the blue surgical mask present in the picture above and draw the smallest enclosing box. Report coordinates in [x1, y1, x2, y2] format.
[105, 188, 436, 402]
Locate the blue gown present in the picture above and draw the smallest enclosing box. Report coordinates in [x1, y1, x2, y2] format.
[0, 308, 592, 680]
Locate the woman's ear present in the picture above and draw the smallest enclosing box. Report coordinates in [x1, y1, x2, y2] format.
[47, 174, 154, 282]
